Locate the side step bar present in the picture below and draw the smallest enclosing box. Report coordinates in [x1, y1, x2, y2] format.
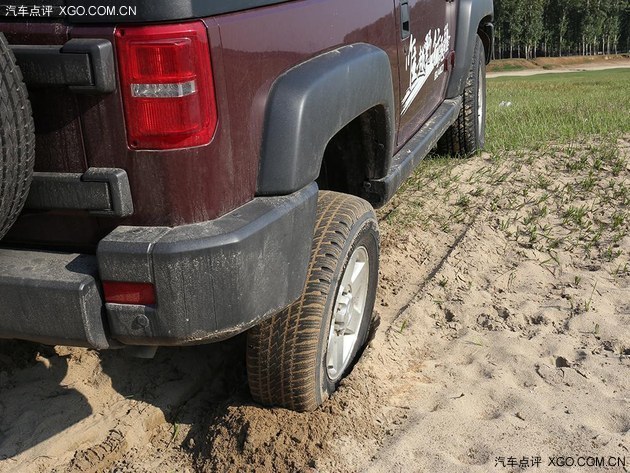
[365, 97, 462, 207]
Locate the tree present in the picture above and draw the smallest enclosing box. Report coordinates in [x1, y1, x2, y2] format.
[492, 0, 630, 58]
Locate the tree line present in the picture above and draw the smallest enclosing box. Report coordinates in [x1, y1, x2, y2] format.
[493, 0, 630, 59]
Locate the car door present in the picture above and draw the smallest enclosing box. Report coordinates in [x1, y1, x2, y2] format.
[396, 0, 457, 147]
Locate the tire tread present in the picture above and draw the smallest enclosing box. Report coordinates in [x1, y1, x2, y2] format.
[0, 32, 35, 240]
[437, 35, 485, 157]
[247, 191, 374, 412]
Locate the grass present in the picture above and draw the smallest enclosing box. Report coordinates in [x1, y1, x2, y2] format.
[489, 135, 629, 270]
[585, 280, 598, 312]
[379, 69, 629, 279]
[488, 63, 527, 73]
[486, 69, 630, 153]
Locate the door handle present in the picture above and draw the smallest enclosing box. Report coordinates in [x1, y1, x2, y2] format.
[401, 0, 410, 40]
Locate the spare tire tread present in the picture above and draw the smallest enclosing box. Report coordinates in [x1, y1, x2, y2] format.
[0, 32, 35, 240]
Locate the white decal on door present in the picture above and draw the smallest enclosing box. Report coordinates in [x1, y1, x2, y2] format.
[401, 24, 451, 116]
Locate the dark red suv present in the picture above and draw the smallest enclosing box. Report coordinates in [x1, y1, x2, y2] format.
[0, 0, 493, 411]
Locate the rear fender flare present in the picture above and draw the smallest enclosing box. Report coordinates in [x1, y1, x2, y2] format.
[257, 43, 395, 195]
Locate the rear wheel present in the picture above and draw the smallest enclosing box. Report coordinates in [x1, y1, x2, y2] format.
[247, 191, 379, 412]
[437, 35, 486, 157]
[0, 32, 35, 240]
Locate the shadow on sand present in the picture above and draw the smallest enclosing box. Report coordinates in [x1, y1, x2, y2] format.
[0, 335, 248, 467]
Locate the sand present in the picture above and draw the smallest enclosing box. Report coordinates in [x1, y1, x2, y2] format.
[0, 136, 628, 472]
[487, 58, 630, 78]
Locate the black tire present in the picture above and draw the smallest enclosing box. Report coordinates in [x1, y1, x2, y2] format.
[437, 35, 486, 157]
[247, 191, 379, 412]
[0, 33, 35, 240]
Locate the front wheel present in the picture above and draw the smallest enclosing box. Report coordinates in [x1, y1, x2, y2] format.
[246, 191, 379, 412]
[437, 35, 486, 157]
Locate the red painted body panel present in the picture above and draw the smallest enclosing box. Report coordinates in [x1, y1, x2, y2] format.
[1, 0, 451, 250]
[213, 0, 400, 191]
[396, 0, 458, 146]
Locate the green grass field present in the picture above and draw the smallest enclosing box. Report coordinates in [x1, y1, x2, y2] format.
[486, 68, 630, 153]
[383, 68, 629, 267]
[487, 63, 527, 73]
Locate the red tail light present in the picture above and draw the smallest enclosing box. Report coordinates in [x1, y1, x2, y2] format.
[115, 22, 217, 150]
[103, 281, 156, 305]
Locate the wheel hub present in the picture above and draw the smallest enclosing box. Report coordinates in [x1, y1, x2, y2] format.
[326, 246, 370, 382]
[334, 292, 352, 329]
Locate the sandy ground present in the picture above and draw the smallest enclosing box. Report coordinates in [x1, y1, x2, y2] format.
[487, 58, 630, 78]
[0, 136, 628, 472]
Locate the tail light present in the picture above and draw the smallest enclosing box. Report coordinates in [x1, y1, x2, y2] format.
[115, 22, 217, 150]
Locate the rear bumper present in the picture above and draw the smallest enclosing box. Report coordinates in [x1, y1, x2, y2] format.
[0, 183, 318, 348]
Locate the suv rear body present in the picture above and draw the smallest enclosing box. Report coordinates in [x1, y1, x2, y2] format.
[0, 0, 493, 356]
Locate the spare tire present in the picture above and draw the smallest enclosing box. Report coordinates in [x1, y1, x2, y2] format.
[0, 32, 35, 240]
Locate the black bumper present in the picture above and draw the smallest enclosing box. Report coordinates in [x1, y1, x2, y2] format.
[0, 184, 318, 348]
